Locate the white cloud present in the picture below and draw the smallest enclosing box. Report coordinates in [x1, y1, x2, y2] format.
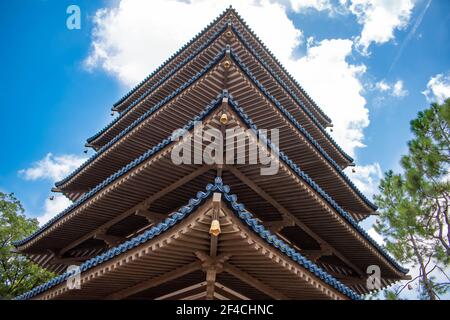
[345, 0, 415, 55]
[422, 72, 450, 103]
[19, 153, 86, 181]
[367, 227, 385, 245]
[344, 162, 383, 198]
[85, 0, 303, 87]
[19, 153, 86, 225]
[374, 79, 408, 98]
[288, 38, 369, 157]
[392, 80, 408, 97]
[37, 194, 72, 226]
[289, 0, 332, 12]
[85, 0, 374, 157]
[375, 80, 390, 92]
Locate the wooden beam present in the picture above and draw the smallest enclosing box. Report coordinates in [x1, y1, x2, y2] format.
[210, 193, 222, 258]
[227, 166, 365, 277]
[196, 249, 230, 300]
[215, 282, 250, 300]
[264, 218, 295, 233]
[194, 251, 230, 271]
[94, 233, 125, 247]
[205, 267, 217, 300]
[223, 262, 288, 300]
[49, 255, 98, 265]
[135, 209, 166, 224]
[105, 260, 202, 300]
[59, 165, 211, 255]
[155, 282, 207, 300]
[301, 243, 333, 261]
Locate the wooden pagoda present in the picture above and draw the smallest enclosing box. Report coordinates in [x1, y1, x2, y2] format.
[14, 7, 408, 300]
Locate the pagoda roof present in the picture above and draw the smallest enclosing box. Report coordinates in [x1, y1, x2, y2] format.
[14, 92, 407, 282]
[111, 7, 331, 126]
[86, 11, 339, 156]
[15, 177, 360, 300]
[55, 50, 374, 215]
[55, 50, 227, 191]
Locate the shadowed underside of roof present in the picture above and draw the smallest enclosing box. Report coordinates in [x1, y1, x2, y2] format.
[15, 177, 361, 300]
[14, 93, 407, 287]
[54, 50, 371, 216]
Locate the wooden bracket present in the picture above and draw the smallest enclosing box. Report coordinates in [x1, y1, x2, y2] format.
[195, 251, 231, 300]
[94, 228, 125, 247]
[264, 217, 295, 233]
[301, 243, 333, 261]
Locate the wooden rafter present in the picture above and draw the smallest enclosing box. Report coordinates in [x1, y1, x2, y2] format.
[105, 260, 202, 300]
[223, 262, 288, 300]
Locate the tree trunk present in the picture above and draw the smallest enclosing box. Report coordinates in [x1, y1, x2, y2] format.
[410, 234, 436, 300]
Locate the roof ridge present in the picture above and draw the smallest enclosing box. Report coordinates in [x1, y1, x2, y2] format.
[230, 9, 332, 123]
[97, 10, 334, 145]
[15, 176, 361, 300]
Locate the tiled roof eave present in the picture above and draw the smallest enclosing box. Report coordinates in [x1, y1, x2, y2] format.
[15, 177, 362, 301]
[227, 51, 377, 212]
[225, 94, 406, 274]
[20, 91, 404, 277]
[228, 32, 353, 164]
[18, 91, 401, 279]
[230, 9, 332, 125]
[86, 24, 229, 145]
[111, 8, 231, 110]
[58, 47, 374, 214]
[14, 94, 226, 248]
[56, 50, 227, 189]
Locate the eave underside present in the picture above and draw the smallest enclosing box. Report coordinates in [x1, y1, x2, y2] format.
[16, 109, 406, 295]
[57, 61, 372, 216]
[25, 198, 351, 300]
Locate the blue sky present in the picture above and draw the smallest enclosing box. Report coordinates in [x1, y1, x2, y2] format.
[0, 0, 449, 297]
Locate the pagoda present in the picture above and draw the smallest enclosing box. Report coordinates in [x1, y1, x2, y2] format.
[14, 7, 408, 300]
